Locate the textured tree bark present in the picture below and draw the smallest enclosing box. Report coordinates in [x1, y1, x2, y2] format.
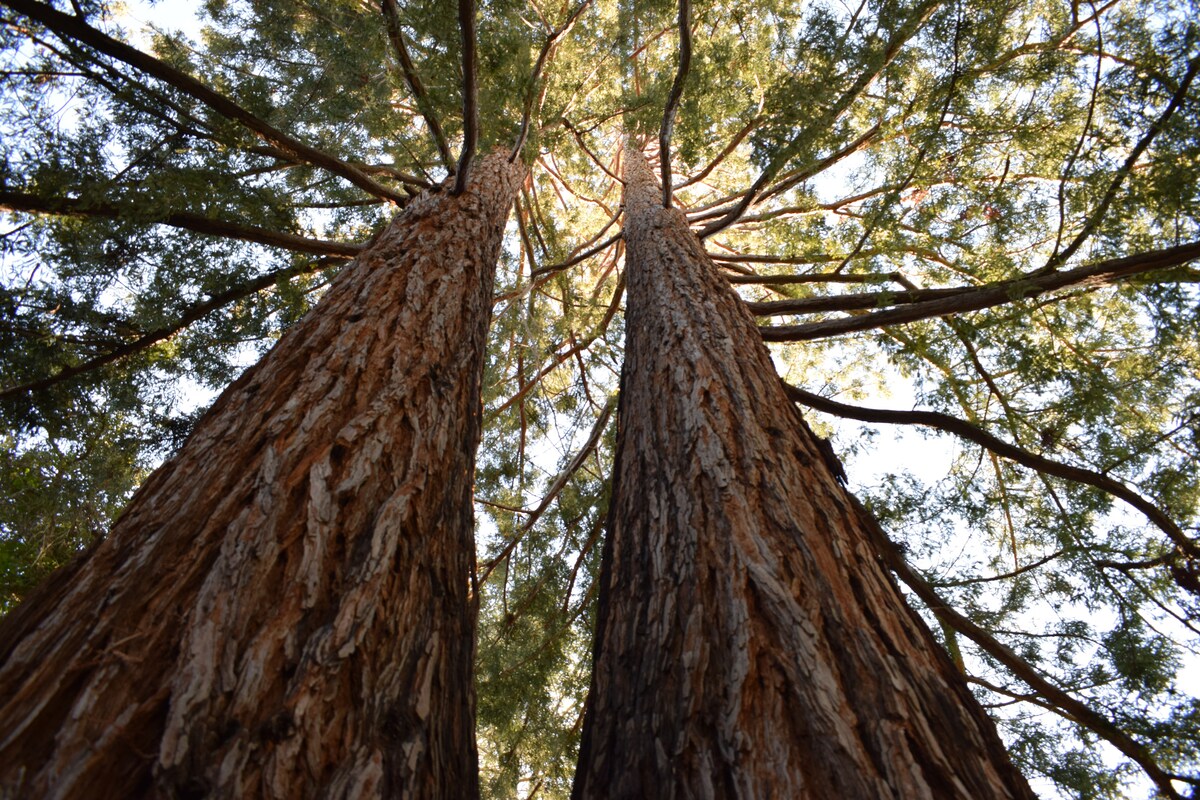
[0, 153, 524, 799]
[571, 146, 1037, 800]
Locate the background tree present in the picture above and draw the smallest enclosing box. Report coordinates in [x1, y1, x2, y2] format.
[0, 0, 1197, 797]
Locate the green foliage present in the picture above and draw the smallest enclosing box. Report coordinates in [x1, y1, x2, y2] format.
[0, 384, 152, 612]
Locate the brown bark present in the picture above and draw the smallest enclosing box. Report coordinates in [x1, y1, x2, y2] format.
[571, 147, 1036, 799]
[0, 153, 524, 799]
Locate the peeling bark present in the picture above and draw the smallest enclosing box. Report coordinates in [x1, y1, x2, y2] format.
[571, 147, 1036, 799]
[0, 153, 524, 799]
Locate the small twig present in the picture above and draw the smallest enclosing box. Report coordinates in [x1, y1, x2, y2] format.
[490, 281, 624, 417]
[931, 549, 1068, 588]
[561, 118, 622, 182]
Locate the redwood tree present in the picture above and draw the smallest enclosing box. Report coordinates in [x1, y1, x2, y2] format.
[0, 152, 523, 798]
[571, 144, 1038, 798]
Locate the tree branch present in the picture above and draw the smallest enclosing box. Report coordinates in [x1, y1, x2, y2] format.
[510, 0, 594, 161]
[1, 0, 408, 204]
[726, 269, 900, 286]
[0, 190, 365, 257]
[528, 230, 622, 279]
[696, 0, 939, 238]
[453, 0, 478, 195]
[1050, 11, 1105, 263]
[350, 161, 431, 189]
[478, 398, 614, 585]
[782, 381, 1198, 559]
[381, 0, 454, 173]
[714, 250, 884, 265]
[675, 114, 763, 190]
[493, 209, 621, 307]
[851, 494, 1184, 799]
[688, 123, 881, 225]
[560, 118, 622, 182]
[659, 0, 691, 207]
[490, 277, 624, 417]
[931, 549, 1068, 588]
[759, 240, 1200, 340]
[1045, 51, 1200, 271]
[0, 258, 342, 401]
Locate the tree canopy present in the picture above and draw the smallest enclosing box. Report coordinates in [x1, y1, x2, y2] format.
[0, 0, 1197, 797]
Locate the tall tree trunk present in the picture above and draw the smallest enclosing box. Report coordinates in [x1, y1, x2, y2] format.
[571, 146, 1036, 799]
[0, 153, 524, 799]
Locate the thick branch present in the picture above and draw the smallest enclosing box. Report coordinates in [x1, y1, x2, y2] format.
[2, 0, 408, 204]
[381, 0, 454, 173]
[760, 240, 1200, 340]
[0, 191, 364, 257]
[714, 250, 883, 266]
[658, 0, 691, 207]
[727, 270, 900, 286]
[453, 0, 478, 195]
[782, 382, 1198, 559]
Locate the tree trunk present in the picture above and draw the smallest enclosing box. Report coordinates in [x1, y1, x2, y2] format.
[0, 153, 524, 799]
[571, 146, 1036, 800]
